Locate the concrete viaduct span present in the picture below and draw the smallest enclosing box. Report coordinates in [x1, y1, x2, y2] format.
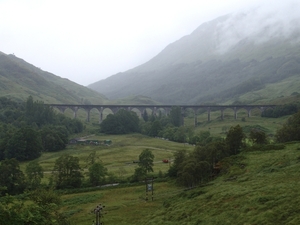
[47, 104, 277, 126]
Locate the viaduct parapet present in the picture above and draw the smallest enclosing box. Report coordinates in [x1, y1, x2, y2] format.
[47, 104, 277, 126]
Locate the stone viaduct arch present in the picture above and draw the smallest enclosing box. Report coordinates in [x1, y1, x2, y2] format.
[47, 104, 277, 126]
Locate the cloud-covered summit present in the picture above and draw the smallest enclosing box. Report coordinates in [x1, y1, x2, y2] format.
[215, 1, 300, 54]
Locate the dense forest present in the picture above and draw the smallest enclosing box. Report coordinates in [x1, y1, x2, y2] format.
[0, 96, 83, 161]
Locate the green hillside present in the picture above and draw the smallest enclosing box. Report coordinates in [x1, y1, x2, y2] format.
[109, 95, 160, 105]
[0, 51, 107, 104]
[225, 75, 300, 105]
[142, 143, 300, 225]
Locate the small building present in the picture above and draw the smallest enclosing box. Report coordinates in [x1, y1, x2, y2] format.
[104, 140, 112, 145]
[69, 139, 78, 144]
[69, 139, 112, 146]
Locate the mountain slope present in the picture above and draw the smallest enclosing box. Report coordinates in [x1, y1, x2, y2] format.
[89, 6, 300, 104]
[143, 144, 300, 224]
[0, 51, 108, 104]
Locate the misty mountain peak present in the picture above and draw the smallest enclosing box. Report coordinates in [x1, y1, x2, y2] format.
[89, 1, 300, 104]
[214, 2, 300, 54]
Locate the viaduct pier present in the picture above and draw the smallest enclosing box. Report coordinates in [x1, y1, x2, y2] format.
[47, 104, 277, 126]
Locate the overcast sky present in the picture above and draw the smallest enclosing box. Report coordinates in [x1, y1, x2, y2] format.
[0, 0, 291, 86]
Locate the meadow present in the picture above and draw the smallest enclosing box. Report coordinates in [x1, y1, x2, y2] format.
[20, 111, 299, 224]
[53, 141, 300, 225]
[142, 142, 300, 225]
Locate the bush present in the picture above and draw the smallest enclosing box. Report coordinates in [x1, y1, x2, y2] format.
[100, 109, 140, 134]
[262, 104, 298, 118]
[244, 144, 285, 152]
[276, 111, 300, 142]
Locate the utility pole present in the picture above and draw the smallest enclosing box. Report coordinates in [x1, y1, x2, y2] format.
[145, 177, 154, 201]
[92, 204, 105, 225]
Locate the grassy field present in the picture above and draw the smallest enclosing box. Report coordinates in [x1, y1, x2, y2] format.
[60, 181, 182, 225]
[21, 111, 286, 177]
[55, 142, 300, 225]
[21, 134, 194, 180]
[19, 113, 299, 224]
[142, 142, 300, 225]
[20, 133, 195, 225]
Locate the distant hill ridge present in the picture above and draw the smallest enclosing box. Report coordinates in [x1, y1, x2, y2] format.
[88, 5, 300, 105]
[0, 51, 108, 104]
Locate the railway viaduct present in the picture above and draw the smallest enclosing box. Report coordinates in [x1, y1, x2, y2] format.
[47, 104, 277, 126]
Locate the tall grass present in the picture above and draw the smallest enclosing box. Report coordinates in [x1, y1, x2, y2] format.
[141, 143, 300, 225]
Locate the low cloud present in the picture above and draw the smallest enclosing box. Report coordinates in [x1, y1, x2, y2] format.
[214, 1, 300, 54]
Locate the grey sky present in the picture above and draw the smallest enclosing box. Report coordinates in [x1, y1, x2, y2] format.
[0, 0, 295, 86]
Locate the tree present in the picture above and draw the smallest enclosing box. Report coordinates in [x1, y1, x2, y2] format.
[40, 125, 67, 152]
[249, 129, 268, 145]
[173, 126, 187, 143]
[131, 167, 147, 182]
[25, 95, 34, 119]
[225, 125, 246, 155]
[177, 159, 211, 187]
[0, 124, 16, 160]
[149, 113, 156, 122]
[0, 158, 26, 195]
[138, 149, 154, 173]
[148, 120, 162, 137]
[5, 127, 42, 161]
[169, 106, 182, 127]
[88, 162, 108, 186]
[25, 161, 44, 190]
[85, 151, 100, 167]
[177, 160, 196, 187]
[196, 131, 212, 146]
[85, 151, 103, 186]
[142, 110, 149, 122]
[101, 109, 140, 134]
[58, 115, 83, 134]
[276, 111, 300, 142]
[168, 150, 187, 177]
[0, 189, 69, 225]
[262, 104, 298, 118]
[161, 126, 176, 141]
[52, 154, 83, 189]
[25, 96, 56, 127]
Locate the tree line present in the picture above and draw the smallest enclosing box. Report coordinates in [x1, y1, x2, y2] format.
[0, 96, 84, 161]
[261, 104, 299, 118]
[0, 149, 154, 196]
[100, 106, 190, 142]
